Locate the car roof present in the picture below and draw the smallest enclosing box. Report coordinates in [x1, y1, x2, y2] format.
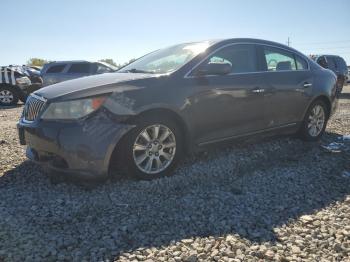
[46, 60, 91, 64]
[215, 38, 287, 47]
[313, 54, 345, 59]
[177, 38, 294, 49]
[211, 38, 310, 59]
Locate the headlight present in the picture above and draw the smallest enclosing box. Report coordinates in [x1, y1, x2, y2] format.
[41, 96, 106, 120]
[16, 76, 31, 87]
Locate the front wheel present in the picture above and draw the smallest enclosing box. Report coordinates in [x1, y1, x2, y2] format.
[299, 100, 329, 141]
[0, 86, 19, 106]
[117, 116, 183, 180]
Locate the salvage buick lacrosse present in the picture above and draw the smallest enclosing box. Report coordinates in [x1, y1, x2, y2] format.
[18, 39, 338, 180]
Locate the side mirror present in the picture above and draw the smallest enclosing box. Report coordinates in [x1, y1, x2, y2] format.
[195, 62, 232, 76]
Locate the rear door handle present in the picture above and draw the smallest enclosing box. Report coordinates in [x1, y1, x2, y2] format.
[303, 82, 312, 88]
[252, 88, 265, 93]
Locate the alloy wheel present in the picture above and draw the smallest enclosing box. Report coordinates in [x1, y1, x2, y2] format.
[0, 90, 14, 104]
[132, 124, 176, 174]
[307, 105, 325, 137]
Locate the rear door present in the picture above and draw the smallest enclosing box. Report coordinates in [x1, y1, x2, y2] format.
[258, 45, 312, 127]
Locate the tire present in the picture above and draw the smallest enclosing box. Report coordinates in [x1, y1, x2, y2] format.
[299, 100, 329, 141]
[116, 114, 184, 180]
[0, 86, 19, 106]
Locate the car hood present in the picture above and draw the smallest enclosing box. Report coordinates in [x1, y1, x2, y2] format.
[35, 72, 158, 101]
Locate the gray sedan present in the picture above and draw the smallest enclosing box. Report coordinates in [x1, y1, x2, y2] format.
[18, 38, 338, 180]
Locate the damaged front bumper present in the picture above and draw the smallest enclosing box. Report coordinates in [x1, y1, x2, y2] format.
[17, 111, 134, 180]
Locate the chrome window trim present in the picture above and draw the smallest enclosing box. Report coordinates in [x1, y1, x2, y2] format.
[184, 42, 310, 79]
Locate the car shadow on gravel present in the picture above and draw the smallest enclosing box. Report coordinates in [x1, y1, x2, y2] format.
[0, 104, 23, 110]
[0, 133, 349, 260]
[339, 92, 350, 99]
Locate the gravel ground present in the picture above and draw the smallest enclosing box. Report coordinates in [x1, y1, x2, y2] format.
[0, 88, 349, 262]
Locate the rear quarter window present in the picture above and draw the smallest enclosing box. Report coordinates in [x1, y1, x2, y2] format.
[46, 64, 66, 73]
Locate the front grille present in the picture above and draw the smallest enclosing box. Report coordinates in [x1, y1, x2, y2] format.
[23, 94, 46, 121]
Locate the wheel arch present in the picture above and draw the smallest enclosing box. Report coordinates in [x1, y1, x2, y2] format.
[127, 107, 192, 152]
[107, 107, 192, 176]
[311, 95, 332, 117]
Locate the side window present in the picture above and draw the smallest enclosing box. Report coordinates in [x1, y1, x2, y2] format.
[295, 55, 308, 70]
[203, 44, 257, 74]
[67, 63, 91, 74]
[46, 64, 66, 73]
[263, 47, 296, 71]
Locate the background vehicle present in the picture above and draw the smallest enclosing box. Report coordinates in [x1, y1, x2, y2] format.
[311, 55, 348, 93]
[21, 66, 44, 95]
[10, 65, 44, 86]
[18, 39, 338, 180]
[0, 66, 42, 106]
[41, 60, 117, 86]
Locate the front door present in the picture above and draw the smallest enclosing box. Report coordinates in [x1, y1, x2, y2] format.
[184, 44, 268, 145]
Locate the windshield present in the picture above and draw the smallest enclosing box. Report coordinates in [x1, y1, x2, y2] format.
[119, 42, 211, 74]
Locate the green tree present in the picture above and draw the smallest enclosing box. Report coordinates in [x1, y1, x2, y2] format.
[119, 58, 137, 68]
[99, 59, 118, 67]
[26, 58, 48, 67]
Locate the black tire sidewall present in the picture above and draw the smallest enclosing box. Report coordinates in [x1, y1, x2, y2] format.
[300, 100, 328, 141]
[118, 115, 184, 180]
[0, 86, 19, 106]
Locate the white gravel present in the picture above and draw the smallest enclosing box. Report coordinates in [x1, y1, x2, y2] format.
[0, 88, 349, 261]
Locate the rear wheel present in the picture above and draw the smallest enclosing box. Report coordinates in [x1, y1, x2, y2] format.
[116, 115, 183, 180]
[299, 100, 328, 141]
[0, 86, 18, 106]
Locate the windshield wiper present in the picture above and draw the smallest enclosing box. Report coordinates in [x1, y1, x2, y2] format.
[123, 68, 155, 74]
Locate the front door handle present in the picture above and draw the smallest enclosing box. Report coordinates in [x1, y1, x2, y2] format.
[303, 82, 312, 88]
[252, 88, 265, 93]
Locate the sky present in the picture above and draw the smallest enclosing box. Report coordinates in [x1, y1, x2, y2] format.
[1, 0, 349, 65]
